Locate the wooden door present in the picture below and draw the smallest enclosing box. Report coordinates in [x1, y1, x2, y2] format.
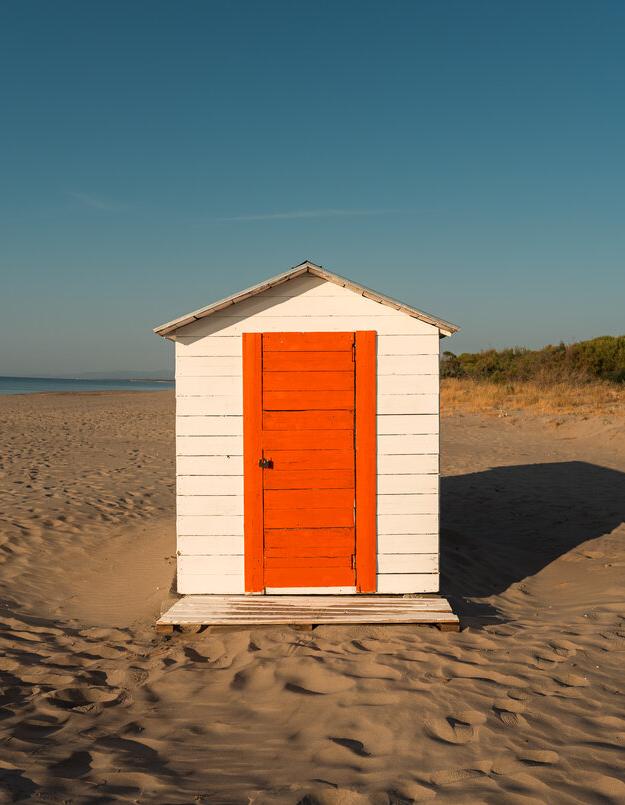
[243, 331, 376, 592]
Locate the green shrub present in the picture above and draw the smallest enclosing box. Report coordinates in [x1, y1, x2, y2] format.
[441, 336, 625, 384]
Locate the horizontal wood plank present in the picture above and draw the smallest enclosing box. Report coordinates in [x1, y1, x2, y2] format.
[262, 429, 353, 451]
[263, 469, 354, 490]
[264, 488, 353, 510]
[176, 415, 242, 436]
[377, 414, 438, 435]
[378, 375, 438, 395]
[177, 495, 243, 517]
[264, 351, 353, 371]
[378, 434, 438, 455]
[177, 377, 240, 397]
[264, 507, 354, 529]
[263, 371, 354, 392]
[176, 575, 244, 594]
[376, 573, 439, 594]
[176, 436, 243, 456]
[377, 493, 438, 515]
[263, 332, 354, 351]
[377, 394, 438, 415]
[377, 474, 438, 494]
[263, 389, 354, 410]
[178, 475, 244, 495]
[265, 556, 352, 569]
[158, 594, 458, 624]
[179, 555, 244, 574]
[377, 355, 439, 375]
[175, 336, 242, 357]
[176, 455, 243, 475]
[176, 356, 241, 376]
[178, 314, 435, 338]
[377, 533, 438, 553]
[377, 513, 439, 534]
[177, 515, 244, 535]
[264, 567, 355, 587]
[177, 396, 242, 416]
[267, 449, 354, 470]
[263, 410, 353, 430]
[377, 553, 438, 574]
[377, 454, 438, 475]
[265, 527, 354, 549]
[377, 335, 440, 355]
[177, 534, 244, 554]
[265, 544, 354, 559]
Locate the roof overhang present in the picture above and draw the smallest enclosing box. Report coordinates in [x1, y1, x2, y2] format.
[153, 260, 460, 338]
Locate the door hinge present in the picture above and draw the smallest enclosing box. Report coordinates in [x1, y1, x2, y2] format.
[352, 342, 356, 362]
[351, 554, 355, 569]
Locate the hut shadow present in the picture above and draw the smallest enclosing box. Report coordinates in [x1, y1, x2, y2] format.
[440, 461, 625, 622]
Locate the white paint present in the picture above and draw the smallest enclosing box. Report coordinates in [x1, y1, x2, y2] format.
[178, 555, 244, 575]
[176, 455, 243, 475]
[378, 374, 438, 395]
[177, 534, 244, 554]
[376, 533, 438, 553]
[377, 493, 439, 515]
[377, 355, 439, 375]
[178, 475, 243, 495]
[377, 414, 438, 435]
[176, 435, 243, 456]
[377, 394, 438, 415]
[376, 573, 439, 594]
[378, 513, 439, 534]
[377, 334, 440, 355]
[176, 416, 242, 436]
[264, 586, 358, 594]
[377, 553, 438, 574]
[378, 434, 438, 455]
[177, 495, 244, 516]
[177, 514, 244, 535]
[377, 454, 438, 474]
[171, 273, 445, 595]
[377, 474, 438, 494]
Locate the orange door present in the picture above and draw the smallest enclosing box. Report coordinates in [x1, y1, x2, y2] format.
[243, 331, 376, 592]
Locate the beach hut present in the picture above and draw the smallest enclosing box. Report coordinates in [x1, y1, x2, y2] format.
[154, 261, 460, 630]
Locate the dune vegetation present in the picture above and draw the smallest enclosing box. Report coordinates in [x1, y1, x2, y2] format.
[441, 335, 625, 416]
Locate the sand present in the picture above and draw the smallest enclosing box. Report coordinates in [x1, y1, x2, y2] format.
[0, 392, 624, 803]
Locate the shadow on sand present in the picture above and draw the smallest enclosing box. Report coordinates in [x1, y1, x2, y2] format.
[440, 461, 625, 621]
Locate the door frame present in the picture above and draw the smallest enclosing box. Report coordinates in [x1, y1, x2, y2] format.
[242, 331, 377, 593]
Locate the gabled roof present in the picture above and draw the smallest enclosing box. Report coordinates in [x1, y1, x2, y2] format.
[153, 260, 460, 338]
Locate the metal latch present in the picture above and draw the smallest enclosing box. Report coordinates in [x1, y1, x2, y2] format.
[258, 457, 273, 469]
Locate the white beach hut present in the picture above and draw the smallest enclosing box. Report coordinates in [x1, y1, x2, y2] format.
[154, 261, 460, 630]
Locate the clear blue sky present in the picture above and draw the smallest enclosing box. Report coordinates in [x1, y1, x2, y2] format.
[2, 1, 624, 376]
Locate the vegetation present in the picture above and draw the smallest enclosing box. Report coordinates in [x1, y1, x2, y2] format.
[441, 335, 625, 384]
[441, 378, 625, 416]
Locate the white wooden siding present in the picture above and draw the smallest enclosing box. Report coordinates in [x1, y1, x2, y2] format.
[173, 273, 441, 595]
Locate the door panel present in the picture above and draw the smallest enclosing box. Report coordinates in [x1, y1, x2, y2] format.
[243, 331, 376, 592]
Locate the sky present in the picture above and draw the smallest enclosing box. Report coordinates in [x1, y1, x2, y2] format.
[1, 0, 624, 376]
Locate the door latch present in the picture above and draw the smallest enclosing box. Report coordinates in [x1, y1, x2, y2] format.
[258, 457, 273, 469]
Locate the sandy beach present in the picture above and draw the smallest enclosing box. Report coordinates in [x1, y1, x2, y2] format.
[1, 390, 624, 803]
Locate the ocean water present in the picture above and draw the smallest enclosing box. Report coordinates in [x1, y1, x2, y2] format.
[0, 376, 174, 395]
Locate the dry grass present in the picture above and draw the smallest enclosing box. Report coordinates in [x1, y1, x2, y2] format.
[441, 378, 625, 417]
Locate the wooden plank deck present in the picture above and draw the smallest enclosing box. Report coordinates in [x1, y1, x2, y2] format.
[156, 595, 460, 633]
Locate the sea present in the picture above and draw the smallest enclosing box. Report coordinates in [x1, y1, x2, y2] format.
[0, 377, 174, 395]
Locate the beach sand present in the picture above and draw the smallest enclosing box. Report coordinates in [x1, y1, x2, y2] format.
[0, 391, 624, 803]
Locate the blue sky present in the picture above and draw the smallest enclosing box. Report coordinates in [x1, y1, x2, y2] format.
[2, 1, 624, 376]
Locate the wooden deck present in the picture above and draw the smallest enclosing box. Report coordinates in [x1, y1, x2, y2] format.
[156, 595, 459, 633]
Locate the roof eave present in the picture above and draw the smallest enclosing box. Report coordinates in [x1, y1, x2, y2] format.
[153, 260, 460, 338]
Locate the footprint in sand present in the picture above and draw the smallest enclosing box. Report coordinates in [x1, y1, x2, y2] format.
[232, 664, 276, 692]
[552, 672, 590, 688]
[430, 762, 491, 786]
[278, 657, 355, 694]
[518, 749, 559, 765]
[49, 685, 126, 711]
[424, 711, 485, 745]
[493, 698, 528, 727]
